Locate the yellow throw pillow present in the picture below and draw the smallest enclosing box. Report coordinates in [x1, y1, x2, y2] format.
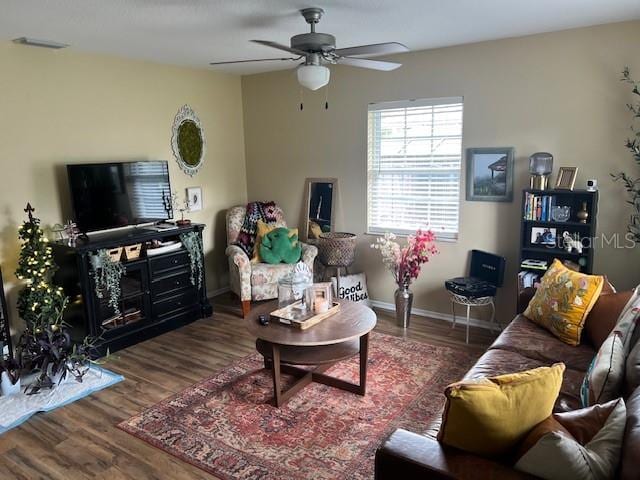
[524, 259, 604, 346]
[438, 363, 565, 457]
[252, 220, 275, 263]
[252, 220, 298, 263]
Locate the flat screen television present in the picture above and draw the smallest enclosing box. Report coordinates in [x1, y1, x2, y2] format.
[67, 161, 172, 233]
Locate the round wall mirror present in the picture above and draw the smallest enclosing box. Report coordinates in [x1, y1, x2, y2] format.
[171, 105, 206, 176]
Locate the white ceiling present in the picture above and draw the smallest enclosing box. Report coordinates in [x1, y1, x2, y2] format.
[2, 0, 639, 75]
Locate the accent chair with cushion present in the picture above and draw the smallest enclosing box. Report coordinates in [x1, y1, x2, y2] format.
[225, 204, 318, 317]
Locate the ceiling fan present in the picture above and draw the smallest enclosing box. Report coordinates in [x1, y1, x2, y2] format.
[210, 7, 409, 91]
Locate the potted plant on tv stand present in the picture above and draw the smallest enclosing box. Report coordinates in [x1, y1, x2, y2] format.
[170, 191, 191, 226]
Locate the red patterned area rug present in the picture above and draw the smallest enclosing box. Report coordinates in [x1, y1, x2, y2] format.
[118, 332, 477, 480]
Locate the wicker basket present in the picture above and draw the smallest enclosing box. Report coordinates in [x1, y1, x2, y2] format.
[106, 247, 124, 262]
[123, 243, 142, 261]
[316, 232, 357, 267]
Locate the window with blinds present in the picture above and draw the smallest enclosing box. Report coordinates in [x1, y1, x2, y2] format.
[367, 97, 463, 241]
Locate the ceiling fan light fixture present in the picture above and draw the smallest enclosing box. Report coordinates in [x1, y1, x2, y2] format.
[297, 64, 330, 91]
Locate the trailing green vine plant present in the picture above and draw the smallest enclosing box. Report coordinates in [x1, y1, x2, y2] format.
[612, 67, 640, 242]
[92, 249, 126, 317]
[180, 231, 204, 291]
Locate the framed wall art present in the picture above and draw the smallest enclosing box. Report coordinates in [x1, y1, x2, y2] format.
[171, 104, 206, 177]
[186, 187, 203, 212]
[466, 147, 515, 202]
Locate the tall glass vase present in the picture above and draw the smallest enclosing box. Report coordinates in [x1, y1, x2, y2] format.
[394, 283, 413, 328]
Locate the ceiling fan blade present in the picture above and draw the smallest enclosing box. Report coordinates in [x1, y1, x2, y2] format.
[333, 42, 409, 58]
[337, 57, 402, 71]
[209, 57, 299, 65]
[251, 40, 307, 56]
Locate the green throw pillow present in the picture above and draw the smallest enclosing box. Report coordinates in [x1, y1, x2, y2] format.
[259, 228, 302, 264]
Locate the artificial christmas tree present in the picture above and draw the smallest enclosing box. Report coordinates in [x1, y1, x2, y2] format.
[15, 204, 94, 391]
[15, 203, 66, 329]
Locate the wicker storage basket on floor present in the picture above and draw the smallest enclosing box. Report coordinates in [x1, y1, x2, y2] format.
[316, 232, 357, 267]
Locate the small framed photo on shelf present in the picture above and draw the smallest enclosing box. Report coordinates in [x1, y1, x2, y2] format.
[465, 147, 515, 202]
[305, 282, 333, 314]
[531, 227, 556, 246]
[555, 167, 578, 190]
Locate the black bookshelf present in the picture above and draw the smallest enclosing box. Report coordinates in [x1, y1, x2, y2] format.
[519, 188, 598, 279]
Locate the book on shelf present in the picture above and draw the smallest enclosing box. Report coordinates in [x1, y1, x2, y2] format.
[524, 193, 556, 221]
[518, 270, 542, 289]
[520, 258, 548, 270]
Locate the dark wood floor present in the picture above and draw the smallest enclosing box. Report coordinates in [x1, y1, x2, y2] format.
[0, 294, 496, 480]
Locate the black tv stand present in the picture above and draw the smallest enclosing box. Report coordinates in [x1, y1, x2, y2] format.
[52, 223, 212, 357]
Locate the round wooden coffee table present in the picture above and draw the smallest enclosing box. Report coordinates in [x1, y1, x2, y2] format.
[246, 299, 377, 407]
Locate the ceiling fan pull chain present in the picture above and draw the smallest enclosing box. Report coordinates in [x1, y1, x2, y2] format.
[299, 86, 304, 111]
[324, 82, 329, 110]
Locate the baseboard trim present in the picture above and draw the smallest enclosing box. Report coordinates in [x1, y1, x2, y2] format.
[207, 286, 230, 299]
[368, 299, 496, 331]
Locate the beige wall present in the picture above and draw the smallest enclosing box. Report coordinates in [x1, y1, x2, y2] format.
[242, 21, 640, 323]
[0, 43, 247, 333]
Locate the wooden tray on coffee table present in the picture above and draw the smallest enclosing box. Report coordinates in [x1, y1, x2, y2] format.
[270, 300, 340, 330]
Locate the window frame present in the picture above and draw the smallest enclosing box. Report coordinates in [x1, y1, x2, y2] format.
[365, 96, 464, 242]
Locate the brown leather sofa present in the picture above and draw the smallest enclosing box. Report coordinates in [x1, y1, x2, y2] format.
[375, 287, 640, 479]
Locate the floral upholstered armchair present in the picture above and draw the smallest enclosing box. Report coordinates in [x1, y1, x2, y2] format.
[225, 204, 318, 317]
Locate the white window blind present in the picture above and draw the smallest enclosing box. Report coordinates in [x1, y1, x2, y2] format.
[367, 97, 463, 241]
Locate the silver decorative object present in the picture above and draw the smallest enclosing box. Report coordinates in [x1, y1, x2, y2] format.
[171, 104, 206, 177]
[394, 283, 413, 328]
[278, 263, 313, 307]
[528, 152, 553, 190]
[551, 206, 571, 222]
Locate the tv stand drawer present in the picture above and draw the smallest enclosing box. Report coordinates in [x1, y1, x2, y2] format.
[150, 251, 189, 275]
[152, 270, 193, 298]
[153, 289, 198, 318]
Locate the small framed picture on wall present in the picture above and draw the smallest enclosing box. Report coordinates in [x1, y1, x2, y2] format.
[466, 147, 515, 202]
[186, 187, 203, 211]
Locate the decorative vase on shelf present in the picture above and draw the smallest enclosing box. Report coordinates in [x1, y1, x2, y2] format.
[577, 202, 589, 224]
[1, 371, 21, 396]
[394, 283, 413, 328]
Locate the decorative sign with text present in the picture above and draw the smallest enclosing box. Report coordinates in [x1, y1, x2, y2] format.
[331, 273, 369, 305]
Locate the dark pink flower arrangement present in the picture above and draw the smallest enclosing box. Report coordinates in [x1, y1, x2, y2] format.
[371, 230, 439, 287]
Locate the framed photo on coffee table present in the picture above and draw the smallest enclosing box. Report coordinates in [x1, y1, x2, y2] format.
[306, 282, 333, 311]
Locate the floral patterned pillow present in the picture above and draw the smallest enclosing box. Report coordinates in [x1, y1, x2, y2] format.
[524, 259, 604, 346]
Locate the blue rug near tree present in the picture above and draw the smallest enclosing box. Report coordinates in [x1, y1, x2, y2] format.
[0, 365, 123, 435]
